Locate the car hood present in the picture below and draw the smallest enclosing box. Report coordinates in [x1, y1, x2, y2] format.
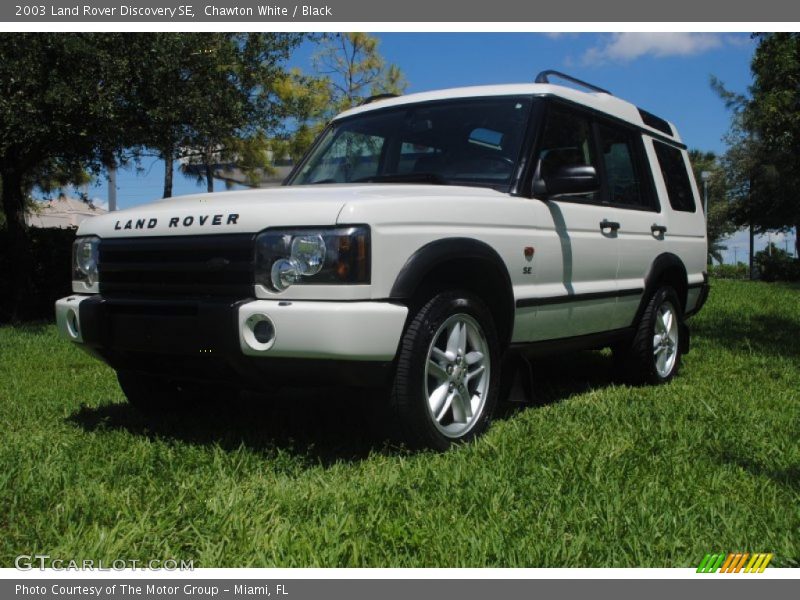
[77, 184, 504, 238]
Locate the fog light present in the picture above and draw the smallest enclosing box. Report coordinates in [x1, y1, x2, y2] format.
[243, 313, 276, 351]
[253, 318, 275, 344]
[66, 309, 80, 339]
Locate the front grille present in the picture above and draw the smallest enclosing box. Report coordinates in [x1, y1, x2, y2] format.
[99, 234, 255, 298]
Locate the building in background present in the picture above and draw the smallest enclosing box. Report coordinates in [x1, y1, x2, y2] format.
[178, 150, 295, 189]
[26, 194, 107, 229]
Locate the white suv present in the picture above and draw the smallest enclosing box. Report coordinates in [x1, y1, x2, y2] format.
[56, 71, 709, 450]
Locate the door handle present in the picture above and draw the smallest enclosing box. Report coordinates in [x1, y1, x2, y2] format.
[651, 224, 668, 236]
[600, 219, 620, 232]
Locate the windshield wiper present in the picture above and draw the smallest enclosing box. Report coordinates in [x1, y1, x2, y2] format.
[351, 172, 448, 185]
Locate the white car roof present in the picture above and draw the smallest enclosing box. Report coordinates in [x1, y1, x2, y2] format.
[335, 83, 682, 144]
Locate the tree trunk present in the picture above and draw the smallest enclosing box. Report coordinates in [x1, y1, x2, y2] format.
[749, 223, 755, 280]
[796, 223, 799, 258]
[1, 168, 33, 322]
[162, 146, 174, 198]
[205, 162, 214, 193]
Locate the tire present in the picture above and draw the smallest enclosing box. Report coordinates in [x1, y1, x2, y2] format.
[390, 290, 501, 451]
[117, 370, 238, 415]
[615, 285, 684, 385]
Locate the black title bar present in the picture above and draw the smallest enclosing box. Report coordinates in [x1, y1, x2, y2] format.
[3, 0, 800, 22]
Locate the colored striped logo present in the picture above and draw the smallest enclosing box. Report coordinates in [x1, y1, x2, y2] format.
[697, 553, 774, 573]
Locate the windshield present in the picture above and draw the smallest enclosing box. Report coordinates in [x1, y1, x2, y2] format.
[287, 96, 533, 190]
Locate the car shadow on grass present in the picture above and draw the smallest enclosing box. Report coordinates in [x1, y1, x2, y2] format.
[720, 454, 800, 492]
[67, 351, 620, 466]
[67, 386, 400, 466]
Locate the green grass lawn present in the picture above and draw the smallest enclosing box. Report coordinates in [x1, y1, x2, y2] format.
[1, 279, 798, 567]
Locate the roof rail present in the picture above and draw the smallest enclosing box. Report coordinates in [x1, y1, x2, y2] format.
[360, 93, 399, 106]
[534, 70, 612, 95]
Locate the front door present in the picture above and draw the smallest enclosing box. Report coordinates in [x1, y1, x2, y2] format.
[520, 103, 623, 341]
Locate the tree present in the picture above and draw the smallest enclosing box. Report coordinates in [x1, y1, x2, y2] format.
[271, 69, 333, 163]
[0, 33, 144, 320]
[688, 150, 737, 264]
[313, 32, 407, 113]
[0, 33, 304, 320]
[275, 33, 408, 161]
[130, 33, 303, 197]
[715, 33, 800, 258]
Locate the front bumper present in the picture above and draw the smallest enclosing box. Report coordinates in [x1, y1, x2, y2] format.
[55, 295, 408, 388]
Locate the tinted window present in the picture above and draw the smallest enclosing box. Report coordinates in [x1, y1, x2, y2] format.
[638, 108, 672, 136]
[536, 107, 598, 200]
[290, 97, 532, 189]
[597, 124, 651, 209]
[654, 142, 696, 212]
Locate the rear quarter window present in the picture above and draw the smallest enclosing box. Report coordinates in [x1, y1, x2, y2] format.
[653, 142, 696, 212]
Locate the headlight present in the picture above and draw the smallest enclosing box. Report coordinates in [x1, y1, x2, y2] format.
[255, 226, 370, 292]
[72, 236, 100, 289]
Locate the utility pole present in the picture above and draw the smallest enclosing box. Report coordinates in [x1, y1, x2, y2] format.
[701, 171, 711, 223]
[701, 171, 711, 266]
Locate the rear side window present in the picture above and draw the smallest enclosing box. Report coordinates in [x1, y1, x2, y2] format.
[596, 123, 653, 209]
[653, 142, 696, 212]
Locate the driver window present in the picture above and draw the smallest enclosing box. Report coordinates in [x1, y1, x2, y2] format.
[537, 107, 598, 201]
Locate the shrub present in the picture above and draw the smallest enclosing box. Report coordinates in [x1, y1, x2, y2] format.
[709, 263, 749, 280]
[0, 227, 76, 323]
[754, 244, 800, 282]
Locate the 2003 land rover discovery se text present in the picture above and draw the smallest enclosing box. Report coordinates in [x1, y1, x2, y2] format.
[56, 71, 710, 450]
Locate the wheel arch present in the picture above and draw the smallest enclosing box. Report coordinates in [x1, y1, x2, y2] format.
[633, 252, 689, 326]
[389, 238, 515, 348]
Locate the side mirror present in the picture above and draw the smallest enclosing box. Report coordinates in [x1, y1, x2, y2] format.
[536, 164, 599, 197]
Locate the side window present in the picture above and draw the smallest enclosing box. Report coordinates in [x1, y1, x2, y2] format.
[536, 107, 598, 200]
[653, 142, 696, 212]
[596, 123, 652, 209]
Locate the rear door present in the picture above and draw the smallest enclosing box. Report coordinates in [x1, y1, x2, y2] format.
[592, 120, 664, 327]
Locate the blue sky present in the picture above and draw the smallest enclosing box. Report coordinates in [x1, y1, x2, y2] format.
[67, 32, 794, 260]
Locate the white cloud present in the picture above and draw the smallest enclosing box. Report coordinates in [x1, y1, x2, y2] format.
[722, 34, 755, 48]
[542, 33, 579, 40]
[583, 33, 724, 65]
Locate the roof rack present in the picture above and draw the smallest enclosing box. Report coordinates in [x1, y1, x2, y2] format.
[534, 70, 612, 95]
[360, 93, 399, 106]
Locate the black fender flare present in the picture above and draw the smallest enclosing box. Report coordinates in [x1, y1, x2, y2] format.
[389, 237, 515, 346]
[633, 252, 689, 326]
